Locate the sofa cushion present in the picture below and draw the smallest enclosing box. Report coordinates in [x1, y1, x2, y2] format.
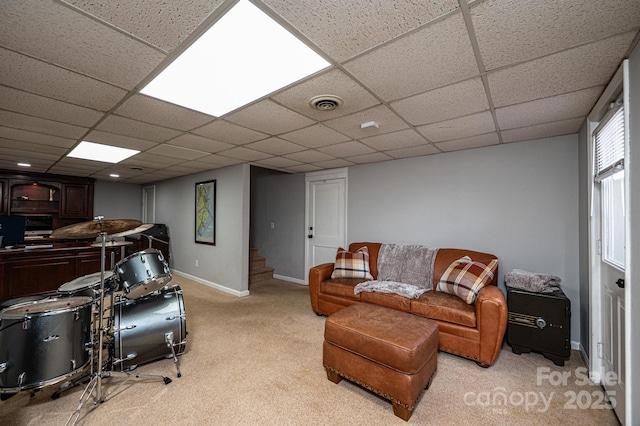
[320, 278, 365, 300]
[437, 256, 498, 304]
[331, 246, 374, 280]
[411, 291, 476, 327]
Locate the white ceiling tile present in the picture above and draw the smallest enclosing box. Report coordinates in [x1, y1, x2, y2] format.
[472, 0, 640, 70]
[359, 129, 428, 151]
[0, 147, 60, 162]
[312, 158, 355, 169]
[0, 48, 126, 111]
[0, 1, 165, 89]
[96, 115, 182, 142]
[122, 152, 186, 168]
[168, 133, 233, 153]
[0, 110, 87, 140]
[284, 150, 334, 163]
[63, 0, 224, 53]
[0, 161, 51, 173]
[225, 100, 315, 135]
[0, 126, 76, 148]
[488, 32, 636, 107]
[344, 12, 478, 101]
[417, 111, 496, 142]
[83, 130, 158, 151]
[0, 86, 103, 128]
[51, 157, 112, 172]
[218, 147, 273, 162]
[280, 124, 350, 148]
[147, 144, 210, 160]
[391, 78, 489, 126]
[272, 69, 380, 120]
[254, 157, 302, 169]
[323, 105, 410, 139]
[285, 164, 323, 173]
[194, 155, 244, 167]
[385, 144, 440, 159]
[434, 132, 500, 152]
[317, 141, 376, 157]
[496, 86, 603, 130]
[263, 0, 459, 62]
[244, 137, 306, 155]
[0, 139, 68, 156]
[114, 95, 214, 131]
[193, 120, 268, 145]
[501, 117, 585, 144]
[346, 152, 394, 164]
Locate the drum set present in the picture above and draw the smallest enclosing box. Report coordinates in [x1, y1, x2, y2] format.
[0, 218, 187, 415]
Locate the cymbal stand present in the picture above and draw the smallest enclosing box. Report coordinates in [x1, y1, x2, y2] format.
[66, 223, 172, 426]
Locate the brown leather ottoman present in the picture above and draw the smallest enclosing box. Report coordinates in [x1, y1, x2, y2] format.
[323, 303, 438, 421]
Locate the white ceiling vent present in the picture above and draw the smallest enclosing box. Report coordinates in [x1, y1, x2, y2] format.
[309, 95, 343, 111]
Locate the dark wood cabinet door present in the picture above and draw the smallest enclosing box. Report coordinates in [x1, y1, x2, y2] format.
[0, 179, 6, 214]
[5, 257, 76, 299]
[60, 184, 89, 218]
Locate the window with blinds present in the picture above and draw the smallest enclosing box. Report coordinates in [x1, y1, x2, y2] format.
[593, 98, 625, 270]
[594, 101, 624, 182]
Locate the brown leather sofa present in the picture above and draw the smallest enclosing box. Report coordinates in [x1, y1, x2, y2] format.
[309, 242, 508, 367]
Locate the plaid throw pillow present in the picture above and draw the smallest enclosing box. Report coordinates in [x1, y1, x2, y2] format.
[437, 256, 498, 304]
[331, 246, 374, 280]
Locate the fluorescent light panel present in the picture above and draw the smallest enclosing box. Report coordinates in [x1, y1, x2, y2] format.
[141, 0, 330, 117]
[67, 141, 139, 163]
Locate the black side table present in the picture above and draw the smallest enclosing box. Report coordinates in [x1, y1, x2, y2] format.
[507, 287, 571, 366]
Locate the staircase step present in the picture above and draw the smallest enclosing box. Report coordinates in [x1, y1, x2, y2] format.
[250, 256, 266, 269]
[249, 266, 274, 283]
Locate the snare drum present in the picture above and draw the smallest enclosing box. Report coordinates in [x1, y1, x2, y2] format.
[112, 286, 186, 371]
[58, 271, 118, 298]
[0, 297, 93, 393]
[115, 249, 171, 299]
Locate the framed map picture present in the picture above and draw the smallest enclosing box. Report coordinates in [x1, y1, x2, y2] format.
[195, 179, 216, 245]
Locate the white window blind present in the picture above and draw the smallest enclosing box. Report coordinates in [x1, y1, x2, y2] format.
[594, 102, 624, 182]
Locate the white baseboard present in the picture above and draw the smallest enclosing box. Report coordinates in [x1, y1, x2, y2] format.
[273, 274, 307, 285]
[571, 340, 581, 351]
[172, 270, 250, 297]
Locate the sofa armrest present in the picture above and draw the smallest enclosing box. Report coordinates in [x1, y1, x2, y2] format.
[309, 262, 335, 313]
[474, 285, 508, 366]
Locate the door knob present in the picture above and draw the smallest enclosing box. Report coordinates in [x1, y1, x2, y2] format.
[308, 234, 313, 238]
[616, 278, 625, 289]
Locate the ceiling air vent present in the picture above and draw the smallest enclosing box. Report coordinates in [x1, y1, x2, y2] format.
[309, 95, 343, 111]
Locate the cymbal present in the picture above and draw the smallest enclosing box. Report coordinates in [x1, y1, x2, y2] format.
[90, 240, 134, 248]
[50, 219, 143, 239]
[111, 223, 155, 238]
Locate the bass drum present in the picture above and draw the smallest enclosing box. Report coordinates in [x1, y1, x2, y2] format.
[0, 297, 93, 393]
[112, 286, 186, 371]
[115, 249, 172, 300]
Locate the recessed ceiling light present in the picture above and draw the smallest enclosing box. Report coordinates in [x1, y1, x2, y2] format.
[109, 174, 120, 178]
[17, 162, 31, 167]
[141, 0, 330, 117]
[67, 141, 139, 163]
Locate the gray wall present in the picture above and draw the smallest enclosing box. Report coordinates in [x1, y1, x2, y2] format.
[578, 122, 589, 357]
[152, 163, 250, 295]
[252, 171, 305, 280]
[93, 180, 142, 220]
[347, 135, 581, 342]
[249, 166, 285, 248]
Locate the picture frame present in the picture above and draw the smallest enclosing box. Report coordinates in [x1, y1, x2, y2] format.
[195, 179, 216, 245]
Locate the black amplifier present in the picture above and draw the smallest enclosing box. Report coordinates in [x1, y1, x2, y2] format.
[144, 223, 168, 237]
[507, 287, 571, 366]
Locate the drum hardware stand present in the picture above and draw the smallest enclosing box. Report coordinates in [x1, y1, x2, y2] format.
[164, 331, 182, 378]
[65, 222, 172, 426]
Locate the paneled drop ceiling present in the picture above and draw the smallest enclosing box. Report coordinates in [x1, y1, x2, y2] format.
[1, 0, 639, 184]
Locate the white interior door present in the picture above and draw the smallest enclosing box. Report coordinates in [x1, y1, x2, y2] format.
[142, 185, 156, 223]
[305, 169, 347, 279]
[600, 262, 626, 421]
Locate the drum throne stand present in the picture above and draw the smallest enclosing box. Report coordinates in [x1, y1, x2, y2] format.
[59, 220, 174, 426]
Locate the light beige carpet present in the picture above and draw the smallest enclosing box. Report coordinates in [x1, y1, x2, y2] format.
[0, 275, 620, 425]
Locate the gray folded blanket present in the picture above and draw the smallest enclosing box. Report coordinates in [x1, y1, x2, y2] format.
[505, 269, 561, 293]
[354, 243, 438, 299]
[354, 280, 429, 299]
